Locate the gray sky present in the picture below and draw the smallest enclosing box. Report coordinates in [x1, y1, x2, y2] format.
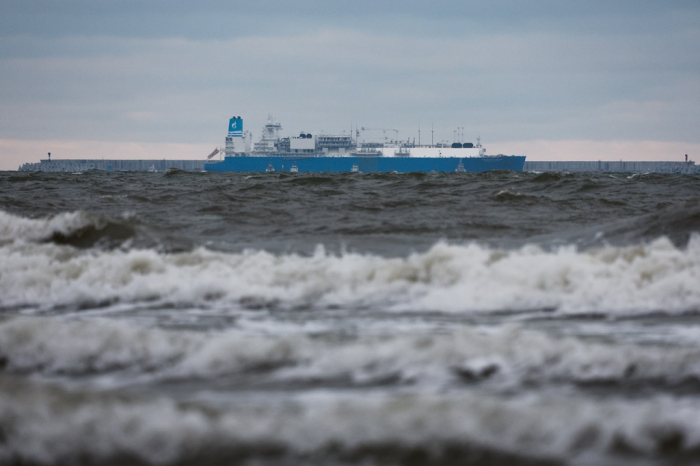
[1, 0, 699, 169]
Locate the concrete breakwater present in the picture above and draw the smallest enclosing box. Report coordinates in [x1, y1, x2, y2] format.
[15, 158, 699, 174]
[524, 160, 698, 173]
[18, 159, 206, 173]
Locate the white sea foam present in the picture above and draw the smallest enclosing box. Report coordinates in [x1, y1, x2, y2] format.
[1, 212, 700, 316]
[0, 210, 105, 244]
[2, 376, 700, 465]
[3, 317, 700, 389]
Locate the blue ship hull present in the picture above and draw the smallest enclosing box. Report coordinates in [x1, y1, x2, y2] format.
[205, 156, 526, 173]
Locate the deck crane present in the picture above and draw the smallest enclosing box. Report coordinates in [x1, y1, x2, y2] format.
[360, 127, 399, 143]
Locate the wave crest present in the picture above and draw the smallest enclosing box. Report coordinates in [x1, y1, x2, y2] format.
[4, 317, 700, 390]
[0, 210, 135, 248]
[1, 232, 699, 315]
[3, 375, 700, 465]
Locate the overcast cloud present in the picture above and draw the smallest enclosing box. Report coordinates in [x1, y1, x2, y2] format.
[1, 0, 699, 169]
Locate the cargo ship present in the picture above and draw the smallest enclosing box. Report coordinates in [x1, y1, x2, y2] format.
[204, 116, 526, 173]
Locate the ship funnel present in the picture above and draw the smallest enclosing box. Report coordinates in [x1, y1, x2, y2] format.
[228, 117, 244, 137]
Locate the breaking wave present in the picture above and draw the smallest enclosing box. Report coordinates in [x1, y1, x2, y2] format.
[0, 216, 699, 315]
[4, 317, 700, 391]
[3, 374, 700, 465]
[0, 210, 136, 249]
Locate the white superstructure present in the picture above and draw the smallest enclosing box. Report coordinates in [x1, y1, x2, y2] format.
[254, 115, 283, 153]
[226, 115, 490, 158]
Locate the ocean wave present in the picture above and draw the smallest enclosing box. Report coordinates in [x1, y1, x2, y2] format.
[4, 317, 700, 390]
[1, 224, 699, 315]
[532, 199, 700, 250]
[0, 209, 136, 248]
[3, 375, 700, 465]
[530, 172, 572, 183]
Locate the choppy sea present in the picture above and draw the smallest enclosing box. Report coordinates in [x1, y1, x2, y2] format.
[1, 169, 700, 465]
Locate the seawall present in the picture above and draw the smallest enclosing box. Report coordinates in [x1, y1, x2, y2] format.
[16, 158, 699, 174]
[524, 161, 698, 173]
[18, 159, 206, 172]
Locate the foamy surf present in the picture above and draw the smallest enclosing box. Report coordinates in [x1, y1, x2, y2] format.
[1, 222, 699, 316]
[2, 374, 700, 466]
[3, 317, 700, 391]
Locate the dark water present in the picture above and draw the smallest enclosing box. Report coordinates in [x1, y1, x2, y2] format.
[1, 170, 700, 465]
